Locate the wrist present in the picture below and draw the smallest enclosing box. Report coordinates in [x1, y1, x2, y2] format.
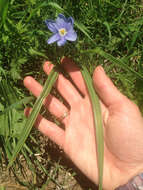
[103, 164, 143, 190]
[115, 173, 143, 190]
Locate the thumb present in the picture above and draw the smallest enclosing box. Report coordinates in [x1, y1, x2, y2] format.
[93, 66, 125, 107]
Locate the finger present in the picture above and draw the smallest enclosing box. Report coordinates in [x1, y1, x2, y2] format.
[93, 66, 126, 107]
[43, 61, 82, 106]
[61, 57, 87, 96]
[23, 76, 69, 119]
[25, 108, 65, 148]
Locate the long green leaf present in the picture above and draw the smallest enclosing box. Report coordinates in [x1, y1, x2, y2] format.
[81, 65, 104, 190]
[81, 48, 143, 80]
[8, 68, 58, 168]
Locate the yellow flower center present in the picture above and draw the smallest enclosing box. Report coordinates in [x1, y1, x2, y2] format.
[59, 28, 67, 36]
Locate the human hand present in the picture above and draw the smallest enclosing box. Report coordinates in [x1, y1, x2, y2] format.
[24, 58, 143, 190]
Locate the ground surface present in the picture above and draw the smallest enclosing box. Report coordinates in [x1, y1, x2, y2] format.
[0, 135, 97, 190]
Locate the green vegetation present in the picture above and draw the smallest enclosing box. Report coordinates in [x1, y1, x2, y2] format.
[0, 0, 143, 189]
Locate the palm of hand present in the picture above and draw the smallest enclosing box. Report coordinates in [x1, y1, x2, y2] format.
[24, 58, 143, 190]
[63, 92, 143, 189]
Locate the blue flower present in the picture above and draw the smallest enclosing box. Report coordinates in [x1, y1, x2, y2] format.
[45, 14, 77, 46]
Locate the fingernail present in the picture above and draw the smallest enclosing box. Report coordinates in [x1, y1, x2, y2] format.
[44, 61, 53, 73]
[97, 65, 104, 72]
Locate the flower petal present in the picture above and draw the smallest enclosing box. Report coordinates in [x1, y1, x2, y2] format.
[56, 14, 67, 28]
[47, 33, 60, 44]
[58, 14, 67, 22]
[45, 19, 58, 33]
[67, 16, 74, 25]
[65, 17, 74, 31]
[65, 22, 73, 31]
[65, 29, 77, 41]
[57, 38, 67, 46]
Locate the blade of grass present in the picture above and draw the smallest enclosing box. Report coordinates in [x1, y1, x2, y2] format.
[117, 0, 128, 20]
[26, 2, 64, 22]
[103, 21, 112, 40]
[81, 65, 104, 190]
[128, 24, 143, 54]
[81, 48, 143, 80]
[29, 48, 49, 59]
[0, 97, 34, 115]
[0, 186, 6, 190]
[48, 2, 64, 12]
[8, 68, 58, 168]
[0, 0, 9, 25]
[74, 21, 93, 41]
[26, 1, 50, 22]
